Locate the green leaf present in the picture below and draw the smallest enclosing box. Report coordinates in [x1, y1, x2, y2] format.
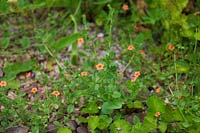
[53, 121, 63, 128]
[21, 37, 30, 49]
[112, 91, 121, 98]
[51, 33, 81, 52]
[1, 60, 37, 81]
[158, 122, 167, 133]
[0, 1, 9, 12]
[57, 128, 72, 133]
[194, 29, 200, 40]
[67, 104, 74, 114]
[163, 105, 183, 122]
[142, 115, 157, 132]
[0, 37, 9, 49]
[110, 120, 131, 133]
[81, 102, 99, 114]
[128, 100, 143, 109]
[88, 116, 100, 130]
[97, 115, 112, 130]
[176, 61, 190, 73]
[146, 95, 166, 115]
[101, 101, 123, 114]
[78, 116, 88, 123]
[7, 80, 21, 89]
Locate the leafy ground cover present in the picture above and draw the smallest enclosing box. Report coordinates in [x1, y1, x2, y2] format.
[0, 0, 200, 133]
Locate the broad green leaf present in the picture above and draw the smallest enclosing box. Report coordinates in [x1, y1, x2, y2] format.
[67, 104, 74, 114]
[194, 29, 200, 40]
[1, 60, 37, 81]
[101, 101, 123, 114]
[21, 37, 30, 49]
[110, 120, 131, 133]
[97, 115, 112, 130]
[133, 115, 141, 125]
[142, 115, 157, 132]
[112, 91, 121, 98]
[163, 105, 183, 122]
[0, 37, 9, 49]
[7, 80, 20, 89]
[132, 123, 147, 133]
[176, 61, 190, 73]
[128, 100, 143, 109]
[146, 95, 166, 115]
[78, 116, 88, 123]
[57, 128, 72, 133]
[88, 116, 99, 130]
[51, 33, 81, 52]
[53, 121, 63, 128]
[81, 103, 99, 114]
[158, 122, 167, 133]
[0, 1, 9, 12]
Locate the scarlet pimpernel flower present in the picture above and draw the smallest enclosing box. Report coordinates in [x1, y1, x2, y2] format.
[122, 4, 129, 11]
[155, 112, 161, 117]
[31, 87, 38, 93]
[96, 63, 104, 71]
[168, 44, 175, 51]
[52, 91, 60, 97]
[0, 81, 7, 87]
[77, 38, 84, 45]
[131, 76, 137, 82]
[127, 45, 134, 51]
[81, 71, 88, 76]
[64, 73, 68, 78]
[134, 71, 140, 77]
[156, 88, 161, 93]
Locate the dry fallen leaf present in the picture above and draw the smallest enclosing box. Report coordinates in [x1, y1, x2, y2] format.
[7, 91, 17, 100]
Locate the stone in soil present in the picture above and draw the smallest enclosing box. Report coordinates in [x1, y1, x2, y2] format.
[6, 126, 28, 133]
[77, 126, 88, 133]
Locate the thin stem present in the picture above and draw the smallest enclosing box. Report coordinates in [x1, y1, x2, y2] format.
[107, 5, 114, 48]
[174, 53, 178, 90]
[168, 86, 187, 122]
[194, 28, 198, 53]
[44, 44, 63, 69]
[122, 54, 135, 73]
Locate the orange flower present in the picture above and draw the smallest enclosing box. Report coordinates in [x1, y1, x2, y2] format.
[139, 50, 145, 55]
[122, 4, 129, 11]
[156, 88, 161, 93]
[168, 44, 175, 51]
[31, 87, 38, 93]
[178, 95, 184, 99]
[0, 81, 7, 87]
[81, 71, 88, 76]
[52, 91, 60, 97]
[134, 71, 140, 77]
[127, 45, 134, 50]
[64, 73, 68, 78]
[155, 112, 161, 117]
[26, 72, 31, 78]
[96, 63, 104, 71]
[77, 38, 84, 45]
[131, 76, 137, 82]
[193, 11, 200, 15]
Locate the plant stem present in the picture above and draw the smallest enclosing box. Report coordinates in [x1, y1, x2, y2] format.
[173, 53, 178, 90]
[122, 54, 135, 73]
[44, 44, 63, 69]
